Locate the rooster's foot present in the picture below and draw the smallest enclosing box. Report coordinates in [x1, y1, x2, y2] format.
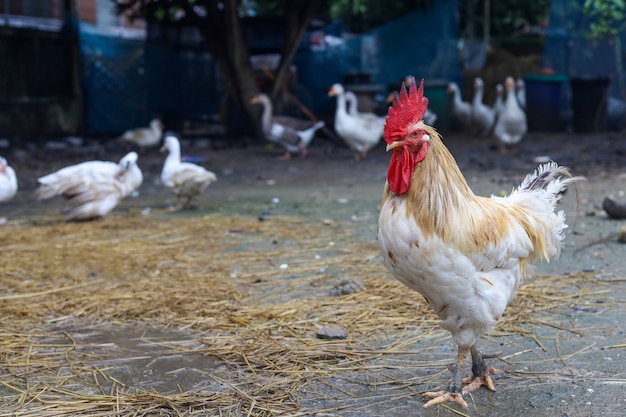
[277, 152, 292, 160]
[462, 367, 498, 393]
[423, 390, 468, 409]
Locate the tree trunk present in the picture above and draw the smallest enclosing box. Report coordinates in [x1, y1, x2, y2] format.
[169, 0, 323, 141]
[181, 0, 262, 139]
[270, 0, 323, 104]
[63, 0, 83, 134]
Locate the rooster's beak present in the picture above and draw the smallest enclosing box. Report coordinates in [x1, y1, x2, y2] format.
[386, 141, 403, 151]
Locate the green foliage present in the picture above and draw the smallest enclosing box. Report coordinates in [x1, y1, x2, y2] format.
[326, 0, 552, 38]
[113, 0, 552, 37]
[327, 0, 434, 33]
[490, 0, 551, 35]
[583, 0, 626, 39]
[112, 0, 279, 22]
[242, 0, 285, 15]
[460, 0, 551, 39]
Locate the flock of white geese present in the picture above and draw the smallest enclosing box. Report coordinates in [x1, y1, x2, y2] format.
[0, 76, 528, 220]
[448, 76, 527, 153]
[251, 75, 527, 160]
[251, 81, 402, 161]
[0, 124, 217, 221]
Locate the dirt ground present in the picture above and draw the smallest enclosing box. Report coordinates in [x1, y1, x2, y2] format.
[2, 130, 626, 416]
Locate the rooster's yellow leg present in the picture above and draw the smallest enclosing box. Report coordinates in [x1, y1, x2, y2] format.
[462, 344, 498, 394]
[423, 346, 469, 409]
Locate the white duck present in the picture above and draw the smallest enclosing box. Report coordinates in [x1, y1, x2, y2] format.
[160, 135, 217, 210]
[328, 83, 384, 159]
[447, 82, 472, 131]
[494, 77, 528, 154]
[471, 77, 496, 136]
[516, 79, 526, 110]
[36, 152, 143, 221]
[0, 156, 17, 203]
[117, 119, 164, 149]
[250, 94, 324, 160]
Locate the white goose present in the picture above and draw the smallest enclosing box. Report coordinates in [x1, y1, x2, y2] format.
[423, 108, 438, 127]
[494, 77, 528, 154]
[345, 91, 387, 123]
[36, 152, 143, 221]
[516, 79, 526, 110]
[117, 118, 164, 149]
[160, 135, 217, 210]
[328, 83, 384, 159]
[447, 82, 472, 131]
[0, 156, 17, 202]
[471, 77, 496, 135]
[250, 94, 324, 160]
[494, 83, 505, 118]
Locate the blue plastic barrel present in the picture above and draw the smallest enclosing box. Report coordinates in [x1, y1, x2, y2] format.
[523, 73, 569, 132]
[424, 79, 451, 129]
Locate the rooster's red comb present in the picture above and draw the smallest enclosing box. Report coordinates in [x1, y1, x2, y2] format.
[384, 78, 428, 144]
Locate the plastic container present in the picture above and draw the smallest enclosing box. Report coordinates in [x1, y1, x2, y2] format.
[424, 79, 451, 129]
[523, 73, 569, 132]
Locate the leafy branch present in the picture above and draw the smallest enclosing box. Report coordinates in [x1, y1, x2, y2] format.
[583, 0, 626, 39]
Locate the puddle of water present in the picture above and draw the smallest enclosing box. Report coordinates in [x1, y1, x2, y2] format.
[42, 322, 223, 394]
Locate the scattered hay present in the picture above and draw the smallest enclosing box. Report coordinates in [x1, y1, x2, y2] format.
[0, 211, 619, 415]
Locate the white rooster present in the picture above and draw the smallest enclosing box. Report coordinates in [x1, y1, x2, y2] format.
[378, 78, 584, 409]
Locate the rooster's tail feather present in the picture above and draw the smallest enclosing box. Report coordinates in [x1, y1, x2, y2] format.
[512, 162, 585, 262]
[519, 162, 583, 196]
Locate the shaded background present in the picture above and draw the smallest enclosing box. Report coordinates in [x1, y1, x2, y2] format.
[0, 0, 624, 139]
